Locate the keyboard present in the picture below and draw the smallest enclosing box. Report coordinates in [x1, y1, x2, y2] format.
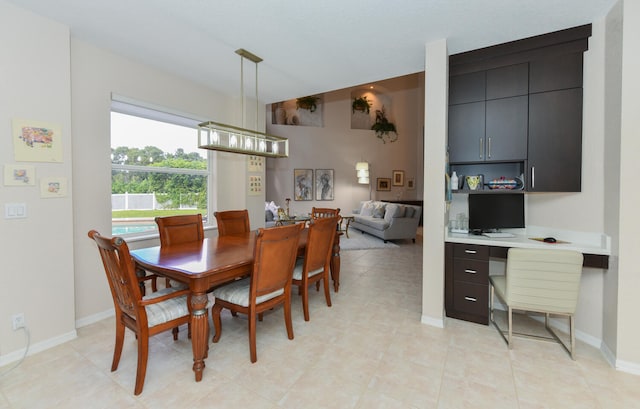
[482, 232, 515, 238]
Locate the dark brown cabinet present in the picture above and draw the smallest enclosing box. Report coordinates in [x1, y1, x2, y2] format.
[445, 243, 489, 325]
[528, 88, 583, 192]
[448, 26, 590, 192]
[448, 63, 528, 164]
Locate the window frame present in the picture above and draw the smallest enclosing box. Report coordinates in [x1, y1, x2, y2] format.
[110, 95, 215, 237]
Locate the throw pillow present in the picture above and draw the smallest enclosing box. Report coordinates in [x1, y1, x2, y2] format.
[383, 203, 400, 223]
[372, 203, 386, 218]
[405, 206, 415, 218]
[360, 201, 374, 217]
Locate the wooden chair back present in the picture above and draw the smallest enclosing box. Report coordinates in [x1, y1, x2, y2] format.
[311, 207, 340, 219]
[252, 223, 304, 299]
[215, 209, 250, 236]
[304, 216, 339, 273]
[155, 214, 204, 247]
[88, 230, 142, 321]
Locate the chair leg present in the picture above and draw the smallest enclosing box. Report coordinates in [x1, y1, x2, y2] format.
[302, 283, 310, 322]
[111, 319, 125, 372]
[570, 315, 576, 360]
[134, 330, 149, 395]
[249, 313, 257, 363]
[323, 274, 332, 308]
[507, 306, 513, 349]
[172, 327, 179, 341]
[211, 304, 223, 343]
[284, 294, 294, 341]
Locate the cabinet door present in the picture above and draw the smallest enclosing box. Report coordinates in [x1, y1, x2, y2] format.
[485, 96, 528, 161]
[486, 63, 529, 100]
[449, 71, 485, 104]
[448, 102, 485, 163]
[528, 88, 582, 192]
[529, 53, 583, 93]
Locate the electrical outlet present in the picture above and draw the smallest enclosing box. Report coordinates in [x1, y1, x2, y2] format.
[12, 313, 25, 330]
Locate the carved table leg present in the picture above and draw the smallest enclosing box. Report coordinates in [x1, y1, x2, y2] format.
[330, 232, 341, 292]
[189, 292, 209, 381]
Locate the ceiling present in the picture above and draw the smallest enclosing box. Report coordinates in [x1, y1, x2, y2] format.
[7, 0, 616, 103]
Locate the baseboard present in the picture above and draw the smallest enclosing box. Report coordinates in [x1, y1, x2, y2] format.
[600, 341, 617, 369]
[75, 308, 114, 328]
[600, 342, 640, 375]
[421, 314, 445, 328]
[0, 329, 77, 367]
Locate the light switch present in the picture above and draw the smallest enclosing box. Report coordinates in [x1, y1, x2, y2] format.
[4, 203, 27, 219]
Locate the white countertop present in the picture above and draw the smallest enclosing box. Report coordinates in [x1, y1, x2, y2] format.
[445, 225, 611, 256]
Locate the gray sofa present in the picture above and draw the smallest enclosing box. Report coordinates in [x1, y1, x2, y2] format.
[350, 201, 422, 242]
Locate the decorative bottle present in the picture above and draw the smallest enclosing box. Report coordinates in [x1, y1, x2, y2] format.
[451, 171, 459, 191]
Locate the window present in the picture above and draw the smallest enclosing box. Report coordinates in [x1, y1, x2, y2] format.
[111, 99, 210, 236]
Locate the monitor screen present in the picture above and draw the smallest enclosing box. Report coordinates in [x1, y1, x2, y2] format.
[468, 193, 525, 232]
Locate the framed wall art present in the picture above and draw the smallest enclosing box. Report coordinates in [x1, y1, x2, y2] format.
[4, 164, 35, 186]
[12, 118, 63, 162]
[248, 175, 263, 196]
[392, 170, 404, 186]
[40, 177, 68, 198]
[406, 177, 416, 190]
[377, 177, 391, 191]
[315, 169, 334, 201]
[294, 169, 313, 201]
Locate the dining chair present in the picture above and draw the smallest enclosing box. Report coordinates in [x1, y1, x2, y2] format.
[311, 207, 340, 219]
[292, 216, 339, 321]
[214, 209, 250, 237]
[211, 223, 303, 363]
[155, 213, 204, 246]
[489, 247, 584, 359]
[88, 230, 191, 395]
[155, 213, 203, 289]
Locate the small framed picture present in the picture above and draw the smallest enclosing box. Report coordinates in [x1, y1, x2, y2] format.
[315, 169, 334, 200]
[406, 177, 415, 190]
[294, 169, 313, 201]
[377, 178, 391, 191]
[392, 170, 404, 186]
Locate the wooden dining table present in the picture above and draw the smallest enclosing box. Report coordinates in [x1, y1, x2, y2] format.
[129, 229, 341, 382]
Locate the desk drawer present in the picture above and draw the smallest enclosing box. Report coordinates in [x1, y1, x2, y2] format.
[453, 281, 488, 317]
[453, 259, 488, 284]
[452, 243, 489, 260]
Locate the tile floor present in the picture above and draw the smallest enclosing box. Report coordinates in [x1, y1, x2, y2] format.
[1, 235, 639, 408]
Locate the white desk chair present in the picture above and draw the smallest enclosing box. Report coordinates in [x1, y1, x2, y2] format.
[489, 248, 583, 359]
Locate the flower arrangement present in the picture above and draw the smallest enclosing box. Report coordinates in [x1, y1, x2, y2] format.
[371, 106, 398, 143]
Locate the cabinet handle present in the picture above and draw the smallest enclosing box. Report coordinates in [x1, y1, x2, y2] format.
[531, 166, 535, 189]
[479, 138, 484, 160]
[464, 269, 477, 274]
[464, 249, 477, 254]
[487, 137, 491, 159]
[464, 296, 477, 302]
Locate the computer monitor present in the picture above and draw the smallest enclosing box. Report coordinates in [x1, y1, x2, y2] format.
[468, 193, 525, 233]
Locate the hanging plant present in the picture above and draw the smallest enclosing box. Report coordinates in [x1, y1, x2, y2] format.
[296, 96, 320, 112]
[352, 96, 371, 114]
[371, 106, 398, 143]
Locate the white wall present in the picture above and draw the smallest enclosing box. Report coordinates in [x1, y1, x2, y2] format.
[0, 1, 76, 362]
[615, 0, 640, 369]
[264, 74, 424, 216]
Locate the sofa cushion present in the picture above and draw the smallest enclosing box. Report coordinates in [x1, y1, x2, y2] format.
[384, 203, 403, 223]
[354, 216, 389, 231]
[372, 203, 386, 218]
[405, 206, 415, 218]
[360, 201, 374, 216]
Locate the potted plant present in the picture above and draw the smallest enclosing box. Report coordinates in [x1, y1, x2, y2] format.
[296, 96, 319, 112]
[352, 96, 371, 114]
[371, 106, 398, 143]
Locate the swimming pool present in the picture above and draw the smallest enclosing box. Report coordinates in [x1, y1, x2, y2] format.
[111, 224, 157, 235]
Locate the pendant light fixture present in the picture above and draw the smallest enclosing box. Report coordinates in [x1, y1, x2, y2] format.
[198, 49, 288, 157]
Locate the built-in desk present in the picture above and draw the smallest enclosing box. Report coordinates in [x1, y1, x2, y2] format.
[445, 226, 610, 324]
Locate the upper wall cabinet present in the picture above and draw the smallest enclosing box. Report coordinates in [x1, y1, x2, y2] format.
[448, 24, 592, 192]
[448, 63, 528, 164]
